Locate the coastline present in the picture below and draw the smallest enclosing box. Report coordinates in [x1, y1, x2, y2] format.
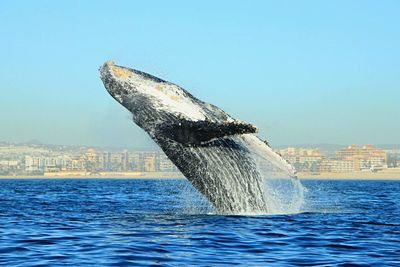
[297, 169, 400, 180]
[0, 169, 400, 180]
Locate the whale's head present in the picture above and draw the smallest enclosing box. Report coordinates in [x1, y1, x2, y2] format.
[99, 61, 214, 130]
[100, 61, 258, 146]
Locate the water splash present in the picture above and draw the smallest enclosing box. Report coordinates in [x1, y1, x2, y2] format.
[174, 138, 307, 216]
[176, 172, 306, 216]
[176, 179, 216, 215]
[262, 176, 305, 215]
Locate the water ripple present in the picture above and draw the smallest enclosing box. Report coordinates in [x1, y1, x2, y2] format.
[0, 179, 399, 266]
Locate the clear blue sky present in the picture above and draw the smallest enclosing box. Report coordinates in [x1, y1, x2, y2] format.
[1, 0, 399, 148]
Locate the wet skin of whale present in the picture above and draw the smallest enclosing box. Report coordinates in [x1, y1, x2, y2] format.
[100, 61, 296, 214]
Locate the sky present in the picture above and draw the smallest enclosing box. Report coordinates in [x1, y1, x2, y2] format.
[1, 0, 399, 148]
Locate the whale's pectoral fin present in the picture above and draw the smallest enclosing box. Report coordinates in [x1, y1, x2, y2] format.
[157, 120, 258, 146]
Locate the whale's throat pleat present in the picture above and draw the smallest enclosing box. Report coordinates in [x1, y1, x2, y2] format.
[157, 120, 258, 146]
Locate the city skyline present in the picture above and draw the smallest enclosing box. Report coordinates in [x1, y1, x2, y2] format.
[1, 1, 400, 147]
[1, 139, 399, 177]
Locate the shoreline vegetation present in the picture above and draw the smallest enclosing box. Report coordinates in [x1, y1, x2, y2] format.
[1, 168, 400, 180]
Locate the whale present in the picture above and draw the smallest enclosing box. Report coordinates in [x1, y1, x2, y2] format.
[100, 61, 296, 214]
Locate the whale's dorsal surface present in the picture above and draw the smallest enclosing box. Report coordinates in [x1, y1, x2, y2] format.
[100, 61, 296, 214]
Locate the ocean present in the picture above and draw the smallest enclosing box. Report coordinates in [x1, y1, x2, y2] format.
[0, 179, 399, 266]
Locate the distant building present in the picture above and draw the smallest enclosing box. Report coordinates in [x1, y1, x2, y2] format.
[85, 148, 98, 171]
[336, 145, 387, 171]
[25, 156, 45, 173]
[110, 152, 123, 171]
[25, 155, 72, 173]
[321, 159, 354, 173]
[159, 154, 176, 172]
[144, 153, 157, 172]
[277, 147, 324, 172]
[128, 152, 142, 171]
[121, 150, 129, 171]
[0, 160, 20, 174]
[385, 150, 400, 168]
[97, 152, 110, 170]
[70, 156, 85, 171]
[85, 148, 97, 162]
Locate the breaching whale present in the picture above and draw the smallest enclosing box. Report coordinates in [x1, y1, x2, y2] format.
[100, 61, 296, 214]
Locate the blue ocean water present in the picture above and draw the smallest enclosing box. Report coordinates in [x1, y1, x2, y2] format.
[0, 179, 399, 266]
